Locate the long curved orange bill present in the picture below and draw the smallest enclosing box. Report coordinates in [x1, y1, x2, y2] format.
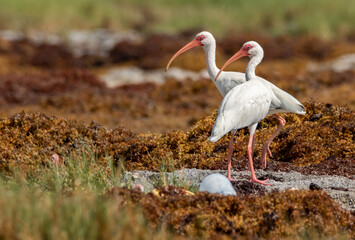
[165, 40, 200, 72]
[215, 49, 246, 81]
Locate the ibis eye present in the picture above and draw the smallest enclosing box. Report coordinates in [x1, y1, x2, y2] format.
[247, 46, 251, 50]
[200, 36, 204, 40]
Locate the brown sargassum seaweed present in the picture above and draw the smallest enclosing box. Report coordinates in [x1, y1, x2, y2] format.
[106, 186, 355, 239]
[0, 101, 353, 178]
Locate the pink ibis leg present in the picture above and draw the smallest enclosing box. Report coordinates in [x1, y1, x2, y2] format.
[248, 133, 272, 185]
[227, 130, 237, 181]
[260, 114, 286, 169]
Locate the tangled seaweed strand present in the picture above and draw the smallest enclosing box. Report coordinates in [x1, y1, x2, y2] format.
[106, 187, 355, 239]
[0, 101, 354, 177]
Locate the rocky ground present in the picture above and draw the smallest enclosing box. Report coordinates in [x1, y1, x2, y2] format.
[124, 169, 355, 212]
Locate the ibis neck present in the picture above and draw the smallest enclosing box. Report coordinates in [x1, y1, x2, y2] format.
[245, 54, 262, 81]
[203, 42, 219, 79]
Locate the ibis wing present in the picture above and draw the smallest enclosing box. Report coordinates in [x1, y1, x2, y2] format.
[209, 81, 271, 142]
[257, 77, 306, 115]
[270, 85, 305, 114]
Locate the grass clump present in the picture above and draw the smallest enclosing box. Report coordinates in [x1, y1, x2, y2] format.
[0, 149, 177, 240]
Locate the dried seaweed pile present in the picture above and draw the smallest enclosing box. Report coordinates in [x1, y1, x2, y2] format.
[106, 187, 355, 239]
[0, 101, 353, 177]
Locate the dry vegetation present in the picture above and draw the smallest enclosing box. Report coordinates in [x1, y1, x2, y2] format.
[106, 187, 355, 239]
[0, 101, 353, 178]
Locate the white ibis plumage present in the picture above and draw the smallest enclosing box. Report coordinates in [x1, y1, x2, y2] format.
[211, 41, 281, 185]
[166, 32, 305, 181]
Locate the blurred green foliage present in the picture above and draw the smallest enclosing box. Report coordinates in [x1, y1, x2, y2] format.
[0, 0, 353, 38]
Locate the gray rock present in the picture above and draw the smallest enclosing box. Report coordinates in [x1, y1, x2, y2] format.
[99, 67, 209, 88]
[28, 31, 62, 45]
[308, 54, 355, 73]
[0, 29, 142, 58]
[0, 30, 24, 41]
[66, 29, 142, 57]
[199, 173, 237, 196]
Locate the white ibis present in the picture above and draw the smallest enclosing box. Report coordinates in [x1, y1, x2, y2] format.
[166, 32, 305, 181]
[210, 41, 284, 185]
[199, 173, 237, 196]
[166, 31, 246, 96]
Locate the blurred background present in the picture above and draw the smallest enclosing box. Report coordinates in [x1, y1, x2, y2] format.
[0, 0, 354, 133]
[0, 0, 353, 38]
